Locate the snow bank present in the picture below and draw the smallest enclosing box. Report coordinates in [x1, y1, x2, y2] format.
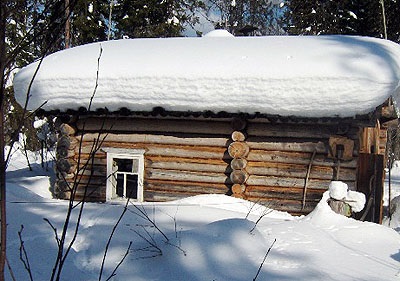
[328, 181, 366, 213]
[13, 34, 400, 117]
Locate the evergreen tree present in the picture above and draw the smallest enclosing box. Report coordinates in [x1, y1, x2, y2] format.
[113, 0, 185, 38]
[352, 0, 382, 38]
[284, 0, 400, 43]
[386, 0, 400, 43]
[284, 0, 359, 35]
[206, 0, 284, 36]
[69, 0, 108, 45]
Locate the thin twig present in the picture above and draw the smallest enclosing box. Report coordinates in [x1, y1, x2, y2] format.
[245, 198, 262, 220]
[18, 225, 34, 281]
[5, 256, 16, 281]
[43, 218, 60, 247]
[98, 198, 130, 281]
[253, 238, 276, 281]
[249, 209, 273, 234]
[104, 242, 132, 281]
[128, 204, 169, 242]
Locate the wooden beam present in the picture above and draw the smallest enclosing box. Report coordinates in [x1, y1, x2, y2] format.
[81, 133, 230, 148]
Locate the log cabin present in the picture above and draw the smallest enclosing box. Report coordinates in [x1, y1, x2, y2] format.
[13, 30, 400, 222]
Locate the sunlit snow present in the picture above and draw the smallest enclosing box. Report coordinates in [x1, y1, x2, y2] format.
[4, 148, 400, 281]
[13, 33, 400, 117]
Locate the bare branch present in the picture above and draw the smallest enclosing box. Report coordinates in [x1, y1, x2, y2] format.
[104, 241, 132, 281]
[98, 198, 130, 281]
[18, 225, 34, 281]
[253, 238, 276, 281]
[43, 218, 61, 247]
[128, 204, 169, 242]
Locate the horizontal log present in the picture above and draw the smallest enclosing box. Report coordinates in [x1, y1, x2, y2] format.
[76, 153, 107, 162]
[56, 184, 106, 201]
[143, 144, 229, 160]
[77, 168, 106, 177]
[246, 140, 327, 153]
[66, 174, 107, 186]
[76, 117, 232, 135]
[247, 122, 359, 140]
[231, 117, 247, 131]
[147, 160, 230, 174]
[81, 133, 230, 148]
[145, 180, 229, 195]
[245, 185, 324, 201]
[244, 197, 316, 214]
[144, 191, 201, 202]
[246, 162, 356, 181]
[246, 175, 355, 190]
[146, 168, 230, 184]
[146, 155, 228, 166]
[248, 149, 357, 168]
[79, 142, 229, 160]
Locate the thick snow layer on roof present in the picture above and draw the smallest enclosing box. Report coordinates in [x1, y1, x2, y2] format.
[13, 33, 400, 117]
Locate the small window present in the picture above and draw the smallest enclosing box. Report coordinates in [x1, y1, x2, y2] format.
[104, 148, 145, 201]
[114, 158, 139, 198]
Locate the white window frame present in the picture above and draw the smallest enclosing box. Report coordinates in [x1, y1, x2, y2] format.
[103, 148, 145, 201]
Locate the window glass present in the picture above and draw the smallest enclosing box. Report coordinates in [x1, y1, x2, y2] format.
[114, 158, 133, 172]
[126, 174, 138, 199]
[116, 173, 124, 197]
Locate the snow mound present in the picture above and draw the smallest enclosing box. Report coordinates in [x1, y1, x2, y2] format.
[329, 181, 348, 200]
[346, 190, 366, 212]
[13, 35, 400, 117]
[203, 29, 234, 37]
[328, 180, 366, 213]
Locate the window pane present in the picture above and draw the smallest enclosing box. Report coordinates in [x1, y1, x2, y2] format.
[126, 174, 138, 199]
[116, 173, 124, 197]
[114, 158, 133, 172]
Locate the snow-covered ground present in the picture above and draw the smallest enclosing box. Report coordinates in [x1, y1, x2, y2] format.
[3, 148, 400, 281]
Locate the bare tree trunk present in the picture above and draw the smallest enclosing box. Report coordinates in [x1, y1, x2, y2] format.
[0, 1, 7, 279]
[380, 0, 388, 39]
[65, 0, 71, 48]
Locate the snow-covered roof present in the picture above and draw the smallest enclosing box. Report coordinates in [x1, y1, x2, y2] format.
[13, 32, 400, 117]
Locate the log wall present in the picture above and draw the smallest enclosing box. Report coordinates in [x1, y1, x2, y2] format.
[55, 115, 365, 215]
